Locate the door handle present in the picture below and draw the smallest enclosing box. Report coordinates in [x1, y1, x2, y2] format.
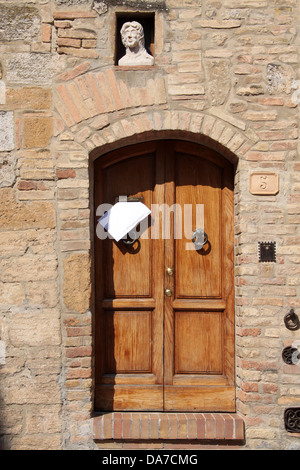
[122, 229, 139, 245]
[165, 288, 172, 297]
[192, 228, 208, 251]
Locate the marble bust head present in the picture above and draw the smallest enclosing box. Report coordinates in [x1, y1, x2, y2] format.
[118, 21, 154, 66]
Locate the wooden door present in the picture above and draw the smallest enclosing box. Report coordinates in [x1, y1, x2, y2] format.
[94, 140, 235, 412]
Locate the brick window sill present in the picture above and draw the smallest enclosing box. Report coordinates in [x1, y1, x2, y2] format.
[93, 412, 245, 442]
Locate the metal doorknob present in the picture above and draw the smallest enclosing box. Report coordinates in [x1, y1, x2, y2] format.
[166, 267, 174, 276]
[165, 288, 172, 297]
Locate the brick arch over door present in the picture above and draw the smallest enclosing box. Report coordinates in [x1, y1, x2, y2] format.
[53, 68, 255, 162]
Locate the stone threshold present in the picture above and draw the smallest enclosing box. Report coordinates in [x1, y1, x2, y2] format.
[93, 412, 245, 442]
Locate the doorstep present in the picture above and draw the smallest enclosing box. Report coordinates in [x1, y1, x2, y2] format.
[93, 412, 245, 442]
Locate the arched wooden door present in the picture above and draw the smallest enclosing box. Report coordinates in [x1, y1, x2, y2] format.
[94, 140, 235, 412]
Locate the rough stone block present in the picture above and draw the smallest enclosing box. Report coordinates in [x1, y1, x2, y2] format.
[6, 87, 52, 110]
[0, 112, 14, 151]
[23, 114, 53, 149]
[5, 54, 63, 86]
[63, 253, 91, 313]
[0, 340, 6, 365]
[0, 5, 39, 41]
[9, 311, 61, 347]
[0, 153, 16, 188]
[0, 256, 58, 283]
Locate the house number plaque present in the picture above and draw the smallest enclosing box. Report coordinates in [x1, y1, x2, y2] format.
[250, 172, 279, 195]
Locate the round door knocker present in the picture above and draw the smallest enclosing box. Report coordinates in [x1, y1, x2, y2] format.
[284, 308, 300, 331]
[122, 229, 139, 245]
[192, 228, 208, 251]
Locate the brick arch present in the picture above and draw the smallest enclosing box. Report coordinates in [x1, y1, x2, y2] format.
[86, 110, 253, 166]
[54, 67, 255, 163]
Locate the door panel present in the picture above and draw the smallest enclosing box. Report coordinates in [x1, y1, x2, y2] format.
[104, 310, 152, 373]
[102, 153, 154, 298]
[94, 140, 235, 412]
[174, 311, 222, 374]
[175, 152, 222, 298]
[94, 143, 164, 411]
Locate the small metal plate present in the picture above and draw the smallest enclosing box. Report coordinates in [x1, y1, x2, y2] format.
[258, 241, 276, 263]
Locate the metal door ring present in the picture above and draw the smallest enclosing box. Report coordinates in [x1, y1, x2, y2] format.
[192, 228, 208, 251]
[122, 229, 138, 245]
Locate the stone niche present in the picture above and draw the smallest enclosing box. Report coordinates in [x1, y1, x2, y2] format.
[115, 13, 155, 66]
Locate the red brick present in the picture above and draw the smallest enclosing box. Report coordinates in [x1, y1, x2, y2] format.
[42, 24, 52, 43]
[214, 414, 225, 440]
[186, 413, 197, 439]
[205, 414, 215, 439]
[66, 369, 91, 379]
[57, 84, 83, 123]
[82, 39, 96, 48]
[150, 413, 160, 439]
[196, 414, 206, 439]
[18, 181, 37, 190]
[66, 346, 92, 358]
[224, 414, 234, 440]
[262, 383, 278, 394]
[96, 72, 115, 112]
[140, 413, 150, 440]
[54, 20, 72, 28]
[66, 326, 90, 337]
[234, 416, 245, 440]
[113, 413, 123, 439]
[102, 414, 113, 440]
[57, 37, 81, 48]
[122, 413, 132, 439]
[159, 413, 169, 439]
[85, 73, 106, 114]
[56, 169, 76, 179]
[131, 413, 141, 439]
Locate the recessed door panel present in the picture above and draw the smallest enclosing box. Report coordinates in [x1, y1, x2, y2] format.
[174, 311, 222, 374]
[104, 311, 152, 373]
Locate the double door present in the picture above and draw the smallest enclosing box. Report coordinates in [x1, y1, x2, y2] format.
[94, 140, 235, 412]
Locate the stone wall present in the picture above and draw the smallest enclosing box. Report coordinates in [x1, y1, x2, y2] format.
[0, 0, 299, 450]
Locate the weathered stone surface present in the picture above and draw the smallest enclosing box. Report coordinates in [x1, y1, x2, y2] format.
[9, 310, 61, 347]
[63, 253, 91, 313]
[0, 282, 25, 306]
[26, 281, 59, 308]
[3, 373, 61, 405]
[5, 54, 64, 86]
[0, 256, 58, 283]
[0, 112, 14, 151]
[205, 59, 230, 105]
[6, 88, 52, 110]
[23, 114, 53, 149]
[267, 63, 294, 95]
[25, 405, 62, 435]
[0, 189, 56, 230]
[0, 153, 16, 188]
[0, 6, 40, 41]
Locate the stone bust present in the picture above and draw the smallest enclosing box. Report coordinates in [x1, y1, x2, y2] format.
[118, 21, 154, 66]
